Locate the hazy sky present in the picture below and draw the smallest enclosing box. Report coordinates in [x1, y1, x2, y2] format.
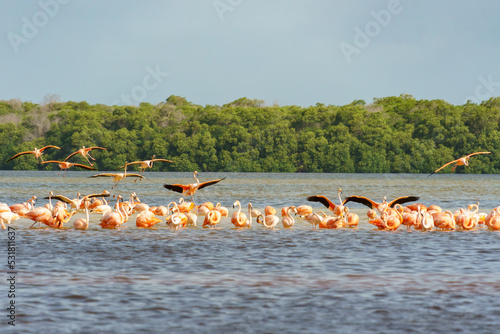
[1, 0, 499, 107]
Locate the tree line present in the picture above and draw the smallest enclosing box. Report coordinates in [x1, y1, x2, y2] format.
[0, 94, 499, 173]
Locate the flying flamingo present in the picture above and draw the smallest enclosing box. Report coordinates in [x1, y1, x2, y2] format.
[163, 171, 226, 204]
[429, 151, 491, 176]
[41, 160, 96, 176]
[89, 163, 145, 189]
[7, 145, 60, 163]
[343, 195, 419, 214]
[64, 146, 107, 166]
[121, 155, 174, 175]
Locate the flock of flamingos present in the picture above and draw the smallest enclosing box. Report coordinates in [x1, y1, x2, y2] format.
[1, 145, 499, 232]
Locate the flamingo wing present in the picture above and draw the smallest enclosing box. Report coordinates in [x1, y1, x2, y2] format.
[41, 160, 64, 164]
[84, 191, 111, 199]
[388, 196, 420, 207]
[87, 146, 107, 151]
[39, 145, 61, 152]
[466, 151, 491, 158]
[428, 159, 459, 176]
[7, 151, 33, 162]
[307, 195, 336, 210]
[89, 173, 117, 178]
[343, 195, 378, 209]
[47, 194, 72, 204]
[72, 163, 97, 170]
[63, 151, 80, 162]
[197, 177, 226, 190]
[151, 158, 175, 163]
[163, 183, 189, 194]
[124, 173, 145, 179]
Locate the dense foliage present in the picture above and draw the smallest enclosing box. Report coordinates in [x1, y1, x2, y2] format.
[1, 94, 499, 173]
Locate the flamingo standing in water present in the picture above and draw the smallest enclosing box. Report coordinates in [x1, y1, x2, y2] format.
[163, 171, 226, 204]
[281, 206, 297, 228]
[64, 146, 107, 166]
[73, 199, 91, 230]
[0, 212, 21, 229]
[9, 195, 37, 216]
[136, 210, 162, 228]
[7, 145, 60, 163]
[203, 209, 222, 228]
[41, 160, 96, 176]
[231, 200, 249, 228]
[429, 151, 491, 176]
[100, 196, 126, 228]
[307, 188, 347, 217]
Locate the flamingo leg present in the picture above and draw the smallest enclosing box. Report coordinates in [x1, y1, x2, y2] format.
[85, 154, 94, 166]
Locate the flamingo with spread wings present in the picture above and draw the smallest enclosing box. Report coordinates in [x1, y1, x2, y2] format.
[343, 195, 419, 214]
[429, 151, 491, 176]
[163, 171, 226, 204]
[41, 160, 96, 176]
[121, 155, 174, 175]
[64, 146, 107, 166]
[7, 145, 60, 163]
[89, 163, 145, 189]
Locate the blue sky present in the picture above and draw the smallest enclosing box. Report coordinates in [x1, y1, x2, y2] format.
[1, 0, 499, 107]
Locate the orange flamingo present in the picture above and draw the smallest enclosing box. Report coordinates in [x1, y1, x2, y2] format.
[25, 206, 75, 228]
[257, 213, 279, 229]
[47, 191, 109, 211]
[429, 151, 491, 176]
[0, 212, 21, 229]
[344, 207, 359, 228]
[343, 195, 419, 214]
[163, 171, 226, 204]
[203, 210, 222, 228]
[136, 210, 162, 228]
[7, 145, 60, 163]
[213, 203, 229, 217]
[121, 155, 174, 175]
[485, 207, 500, 230]
[282, 206, 297, 228]
[295, 205, 312, 217]
[64, 146, 107, 166]
[432, 211, 456, 230]
[100, 196, 126, 228]
[73, 199, 91, 230]
[9, 195, 37, 216]
[41, 160, 96, 176]
[307, 188, 347, 217]
[231, 200, 249, 228]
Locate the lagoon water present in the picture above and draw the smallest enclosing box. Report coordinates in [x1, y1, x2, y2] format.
[2, 171, 500, 333]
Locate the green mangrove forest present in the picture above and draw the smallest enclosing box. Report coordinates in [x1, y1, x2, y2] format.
[0, 94, 499, 173]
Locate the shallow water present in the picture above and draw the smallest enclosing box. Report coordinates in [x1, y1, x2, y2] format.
[2, 171, 500, 333]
